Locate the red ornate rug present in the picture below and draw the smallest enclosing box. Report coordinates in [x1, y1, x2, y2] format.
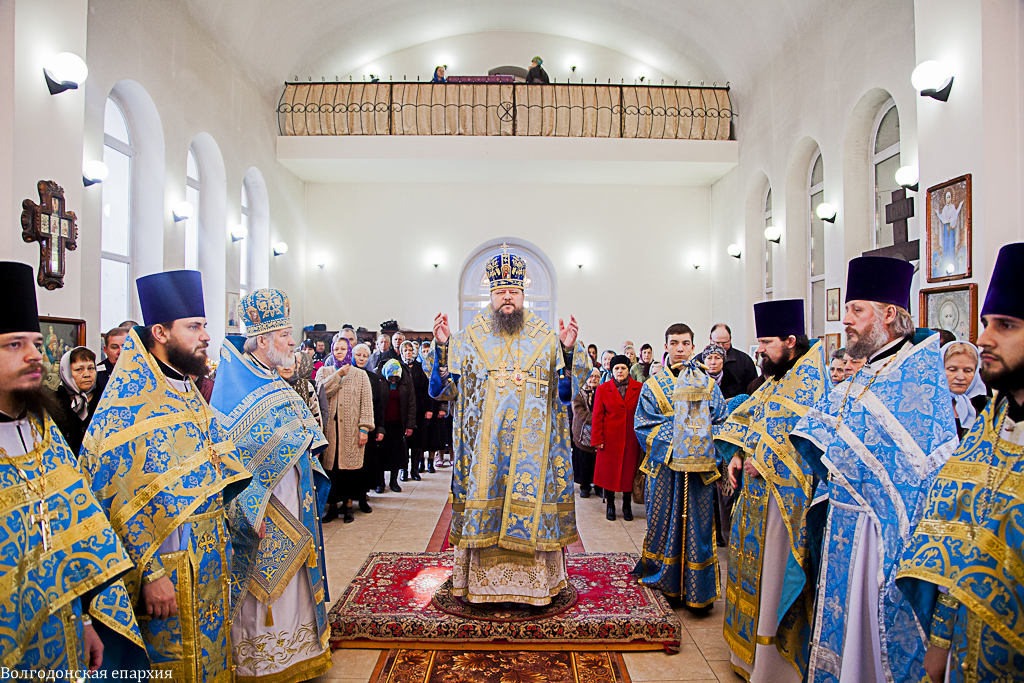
[329, 552, 681, 653]
[369, 648, 633, 683]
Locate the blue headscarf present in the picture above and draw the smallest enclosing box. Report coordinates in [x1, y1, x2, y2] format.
[323, 333, 353, 369]
[382, 359, 403, 388]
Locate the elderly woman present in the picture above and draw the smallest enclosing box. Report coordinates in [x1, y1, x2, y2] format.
[352, 343, 387, 496]
[630, 344, 654, 383]
[400, 340, 434, 480]
[47, 346, 100, 454]
[378, 359, 416, 493]
[592, 355, 643, 521]
[830, 347, 847, 385]
[701, 344, 729, 389]
[316, 333, 375, 523]
[571, 368, 602, 498]
[942, 341, 989, 438]
[279, 351, 321, 428]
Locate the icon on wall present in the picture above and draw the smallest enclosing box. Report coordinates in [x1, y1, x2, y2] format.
[925, 174, 972, 282]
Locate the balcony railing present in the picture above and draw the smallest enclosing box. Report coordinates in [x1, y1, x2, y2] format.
[277, 82, 733, 140]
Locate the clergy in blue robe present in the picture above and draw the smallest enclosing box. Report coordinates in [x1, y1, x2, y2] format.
[428, 248, 590, 606]
[716, 300, 832, 682]
[211, 288, 333, 682]
[897, 243, 1024, 683]
[82, 270, 250, 682]
[0, 261, 143, 675]
[790, 257, 959, 683]
[633, 323, 728, 609]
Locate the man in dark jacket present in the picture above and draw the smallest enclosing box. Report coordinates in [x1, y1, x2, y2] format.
[94, 326, 129, 396]
[711, 323, 758, 399]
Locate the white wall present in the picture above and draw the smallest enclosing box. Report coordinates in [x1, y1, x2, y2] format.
[303, 182, 712, 356]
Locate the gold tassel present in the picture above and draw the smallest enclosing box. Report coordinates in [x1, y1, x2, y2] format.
[308, 541, 317, 568]
[265, 604, 274, 627]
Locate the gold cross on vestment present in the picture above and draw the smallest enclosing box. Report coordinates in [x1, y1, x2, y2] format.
[208, 446, 223, 476]
[524, 318, 545, 338]
[29, 498, 60, 553]
[526, 368, 549, 397]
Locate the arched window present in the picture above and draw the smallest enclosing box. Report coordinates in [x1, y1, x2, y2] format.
[239, 184, 249, 298]
[459, 241, 555, 329]
[763, 188, 774, 301]
[808, 151, 825, 337]
[185, 148, 200, 269]
[100, 97, 133, 333]
[872, 101, 900, 249]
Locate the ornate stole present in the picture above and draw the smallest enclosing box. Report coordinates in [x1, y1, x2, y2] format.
[669, 360, 722, 481]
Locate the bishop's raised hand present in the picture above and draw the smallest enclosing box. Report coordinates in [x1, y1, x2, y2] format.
[558, 315, 579, 349]
[433, 312, 451, 345]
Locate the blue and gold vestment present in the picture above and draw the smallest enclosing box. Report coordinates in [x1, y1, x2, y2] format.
[897, 394, 1024, 683]
[429, 311, 590, 556]
[715, 342, 831, 679]
[0, 413, 143, 672]
[210, 338, 332, 681]
[81, 330, 250, 682]
[632, 361, 728, 607]
[791, 333, 958, 683]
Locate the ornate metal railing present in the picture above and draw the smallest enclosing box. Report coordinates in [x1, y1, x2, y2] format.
[277, 82, 733, 140]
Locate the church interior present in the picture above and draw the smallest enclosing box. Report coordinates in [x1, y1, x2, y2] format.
[2, 0, 1023, 681]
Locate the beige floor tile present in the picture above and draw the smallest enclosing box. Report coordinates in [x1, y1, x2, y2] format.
[686, 626, 733, 662]
[622, 643, 717, 681]
[708, 659, 745, 682]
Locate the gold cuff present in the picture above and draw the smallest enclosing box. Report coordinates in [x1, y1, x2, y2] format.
[141, 568, 167, 585]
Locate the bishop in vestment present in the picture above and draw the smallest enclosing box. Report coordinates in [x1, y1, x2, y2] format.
[716, 300, 831, 682]
[897, 243, 1024, 683]
[428, 248, 590, 606]
[82, 270, 250, 682]
[633, 323, 729, 608]
[211, 288, 333, 682]
[790, 257, 958, 683]
[0, 262, 143, 674]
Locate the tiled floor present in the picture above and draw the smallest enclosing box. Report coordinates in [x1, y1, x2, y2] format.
[311, 470, 741, 683]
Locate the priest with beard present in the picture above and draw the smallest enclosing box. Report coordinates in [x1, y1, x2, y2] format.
[81, 270, 250, 681]
[789, 256, 958, 683]
[897, 243, 1024, 683]
[428, 247, 591, 606]
[211, 288, 333, 681]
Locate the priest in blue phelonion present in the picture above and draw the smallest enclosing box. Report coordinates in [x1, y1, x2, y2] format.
[210, 287, 333, 682]
[790, 256, 959, 683]
[632, 322, 730, 609]
[427, 246, 591, 606]
[897, 243, 1024, 683]
[717, 299, 832, 683]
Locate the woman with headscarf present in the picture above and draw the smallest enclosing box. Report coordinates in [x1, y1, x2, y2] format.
[526, 56, 549, 84]
[47, 346, 101, 454]
[591, 355, 643, 521]
[353, 343, 387, 496]
[315, 333, 375, 523]
[378, 359, 416, 493]
[700, 344, 728, 389]
[431, 65, 446, 83]
[399, 340, 433, 480]
[630, 344, 654, 384]
[280, 350, 321, 427]
[701, 342, 736, 545]
[942, 340, 989, 439]
[571, 368, 602, 498]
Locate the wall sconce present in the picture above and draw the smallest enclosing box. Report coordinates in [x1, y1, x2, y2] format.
[273, 242, 289, 256]
[691, 255, 703, 269]
[172, 201, 193, 222]
[727, 244, 742, 258]
[912, 60, 953, 102]
[815, 203, 837, 223]
[82, 160, 108, 187]
[230, 224, 247, 241]
[315, 253, 327, 268]
[43, 53, 88, 95]
[764, 225, 782, 243]
[895, 166, 919, 192]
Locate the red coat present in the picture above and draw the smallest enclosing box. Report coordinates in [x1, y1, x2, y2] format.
[591, 378, 643, 492]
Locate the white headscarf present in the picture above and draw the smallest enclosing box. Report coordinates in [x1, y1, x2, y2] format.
[941, 341, 987, 432]
[58, 346, 93, 420]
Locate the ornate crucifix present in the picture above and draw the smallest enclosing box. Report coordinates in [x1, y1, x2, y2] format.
[21, 180, 77, 290]
[29, 498, 60, 553]
[863, 188, 919, 261]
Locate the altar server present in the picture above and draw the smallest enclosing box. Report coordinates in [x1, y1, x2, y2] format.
[82, 270, 250, 681]
[717, 299, 831, 682]
[211, 288, 333, 681]
[897, 243, 1024, 683]
[790, 256, 958, 683]
[0, 262, 143, 674]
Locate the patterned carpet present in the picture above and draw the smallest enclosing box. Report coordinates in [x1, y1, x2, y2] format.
[369, 649, 632, 683]
[329, 552, 681, 652]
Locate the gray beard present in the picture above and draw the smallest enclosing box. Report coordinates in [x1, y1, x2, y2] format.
[846, 315, 889, 360]
[490, 306, 526, 337]
[266, 344, 295, 369]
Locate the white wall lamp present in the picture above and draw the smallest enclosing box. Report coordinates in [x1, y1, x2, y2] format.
[895, 166, 920, 192]
[315, 253, 327, 268]
[815, 203, 837, 223]
[43, 53, 88, 95]
[912, 60, 953, 102]
[727, 244, 742, 259]
[764, 225, 782, 243]
[172, 201, 193, 222]
[691, 255, 703, 270]
[273, 241, 289, 256]
[230, 224, 248, 241]
[82, 160, 108, 187]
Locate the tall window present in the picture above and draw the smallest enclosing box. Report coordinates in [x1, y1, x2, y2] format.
[872, 101, 900, 249]
[101, 97, 133, 332]
[239, 184, 249, 298]
[460, 243, 553, 329]
[808, 151, 825, 337]
[763, 188, 774, 301]
[185, 148, 200, 269]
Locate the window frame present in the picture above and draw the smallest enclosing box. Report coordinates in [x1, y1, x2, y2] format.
[185, 147, 201, 270]
[808, 149, 826, 336]
[870, 99, 900, 250]
[763, 186, 774, 302]
[100, 95, 135, 331]
[239, 183, 250, 298]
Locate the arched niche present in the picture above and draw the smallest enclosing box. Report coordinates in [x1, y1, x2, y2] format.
[843, 88, 896, 262]
[458, 238, 558, 331]
[189, 132, 227, 352]
[243, 167, 270, 291]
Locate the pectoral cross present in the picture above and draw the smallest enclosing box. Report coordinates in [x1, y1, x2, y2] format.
[496, 360, 526, 390]
[208, 446, 223, 476]
[863, 188, 920, 261]
[29, 498, 59, 552]
[526, 367, 549, 397]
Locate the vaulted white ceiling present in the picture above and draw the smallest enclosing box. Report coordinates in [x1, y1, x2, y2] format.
[183, 0, 822, 94]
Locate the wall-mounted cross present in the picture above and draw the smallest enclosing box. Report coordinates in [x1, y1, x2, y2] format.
[21, 180, 77, 290]
[863, 188, 919, 261]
